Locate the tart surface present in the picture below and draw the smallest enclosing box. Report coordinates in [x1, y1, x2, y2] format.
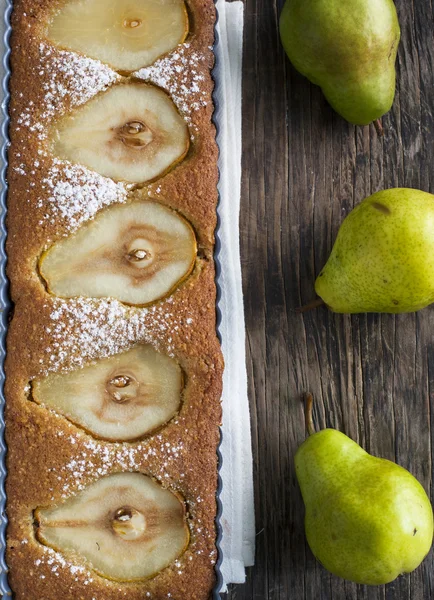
[5, 0, 222, 598]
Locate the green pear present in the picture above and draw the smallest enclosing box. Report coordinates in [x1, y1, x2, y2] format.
[296, 395, 433, 585]
[279, 0, 401, 127]
[314, 189, 434, 313]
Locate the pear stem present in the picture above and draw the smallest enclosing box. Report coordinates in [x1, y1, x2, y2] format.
[374, 119, 384, 137]
[296, 298, 325, 314]
[305, 393, 316, 436]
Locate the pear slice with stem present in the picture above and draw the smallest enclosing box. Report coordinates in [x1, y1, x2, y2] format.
[50, 83, 189, 183]
[35, 472, 190, 581]
[46, 0, 189, 73]
[38, 200, 197, 306]
[32, 345, 183, 441]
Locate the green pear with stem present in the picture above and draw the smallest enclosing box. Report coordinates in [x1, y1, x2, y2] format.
[296, 394, 433, 585]
[311, 188, 434, 314]
[279, 0, 400, 134]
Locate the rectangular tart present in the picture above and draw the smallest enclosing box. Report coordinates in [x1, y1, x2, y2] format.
[5, 1, 224, 598]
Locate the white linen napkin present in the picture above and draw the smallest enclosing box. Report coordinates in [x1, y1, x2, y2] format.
[214, 1, 256, 591]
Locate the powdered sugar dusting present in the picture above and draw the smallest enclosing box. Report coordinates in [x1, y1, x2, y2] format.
[17, 45, 118, 140]
[36, 547, 92, 582]
[38, 43, 119, 120]
[38, 159, 128, 233]
[135, 43, 208, 124]
[34, 548, 130, 594]
[42, 296, 193, 374]
[59, 435, 187, 498]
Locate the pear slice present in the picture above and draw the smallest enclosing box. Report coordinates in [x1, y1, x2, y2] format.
[38, 200, 197, 305]
[32, 345, 182, 441]
[35, 472, 190, 581]
[46, 0, 188, 73]
[50, 83, 189, 183]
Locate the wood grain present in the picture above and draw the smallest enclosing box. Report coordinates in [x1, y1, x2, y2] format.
[226, 0, 434, 598]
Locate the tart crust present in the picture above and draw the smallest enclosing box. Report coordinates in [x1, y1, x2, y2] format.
[5, 0, 223, 598]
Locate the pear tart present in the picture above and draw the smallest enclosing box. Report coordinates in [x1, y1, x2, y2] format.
[6, 0, 222, 599]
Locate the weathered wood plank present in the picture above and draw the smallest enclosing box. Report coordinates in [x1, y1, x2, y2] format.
[226, 0, 434, 598]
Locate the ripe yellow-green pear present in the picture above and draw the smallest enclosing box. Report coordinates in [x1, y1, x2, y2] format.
[279, 0, 400, 128]
[314, 189, 434, 313]
[296, 395, 434, 585]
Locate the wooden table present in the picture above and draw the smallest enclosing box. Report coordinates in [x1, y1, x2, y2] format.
[226, 0, 434, 598]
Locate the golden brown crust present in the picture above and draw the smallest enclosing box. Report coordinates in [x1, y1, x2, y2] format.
[5, 0, 223, 598]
